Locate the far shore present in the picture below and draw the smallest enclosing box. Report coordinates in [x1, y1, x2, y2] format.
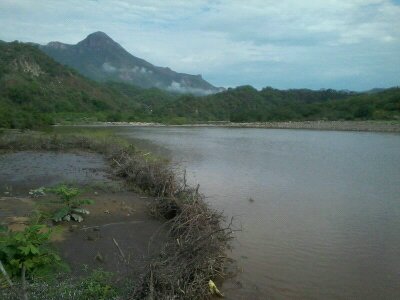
[63, 120, 400, 133]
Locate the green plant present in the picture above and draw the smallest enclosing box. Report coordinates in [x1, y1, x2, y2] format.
[0, 225, 60, 278]
[50, 185, 93, 223]
[78, 269, 118, 300]
[29, 187, 46, 198]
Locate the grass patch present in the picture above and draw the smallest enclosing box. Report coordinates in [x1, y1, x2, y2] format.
[0, 269, 120, 300]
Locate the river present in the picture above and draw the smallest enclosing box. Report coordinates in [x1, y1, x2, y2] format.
[113, 127, 400, 299]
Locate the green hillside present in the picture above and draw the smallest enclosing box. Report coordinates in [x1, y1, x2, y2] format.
[0, 41, 399, 129]
[0, 41, 139, 128]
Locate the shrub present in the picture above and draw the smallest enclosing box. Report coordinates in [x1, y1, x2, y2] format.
[0, 225, 60, 278]
[49, 185, 93, 223]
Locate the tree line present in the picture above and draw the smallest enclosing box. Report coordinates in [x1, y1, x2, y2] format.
[0, 41, 399, 129]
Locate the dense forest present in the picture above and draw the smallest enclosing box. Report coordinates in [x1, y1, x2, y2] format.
[0, 41, 399, 129]
[145, 86, 400, 124]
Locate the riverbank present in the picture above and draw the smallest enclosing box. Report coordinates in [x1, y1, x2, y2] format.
[0, 130, 233, 299]
[111, 125, 400, 299]
[73, 120, 400, 133]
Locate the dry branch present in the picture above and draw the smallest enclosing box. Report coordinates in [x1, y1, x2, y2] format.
[0, 260, 13, 287]
[113, 237, 127, 264]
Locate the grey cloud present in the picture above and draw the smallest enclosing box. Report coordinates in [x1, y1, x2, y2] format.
[0, 0, 399, 90]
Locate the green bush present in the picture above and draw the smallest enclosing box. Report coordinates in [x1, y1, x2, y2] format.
[0, 225, 60, 277]
[78, 269, 118, 300]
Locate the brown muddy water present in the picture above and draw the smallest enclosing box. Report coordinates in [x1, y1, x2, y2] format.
[108, 126, 400, 300]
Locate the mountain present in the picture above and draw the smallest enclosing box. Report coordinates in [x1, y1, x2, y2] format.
[40, 31, 222, 95]
[0, 40, 142, 128]
[1, 40, 398, 129]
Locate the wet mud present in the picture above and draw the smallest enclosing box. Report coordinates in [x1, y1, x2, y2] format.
[0, 151, 165, 278]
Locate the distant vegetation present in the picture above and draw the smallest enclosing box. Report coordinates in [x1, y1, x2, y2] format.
[0, 41, 399, 129]
[146, 86, 400, 123]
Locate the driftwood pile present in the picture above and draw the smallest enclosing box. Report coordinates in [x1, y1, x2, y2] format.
[111, 147, 234, 299]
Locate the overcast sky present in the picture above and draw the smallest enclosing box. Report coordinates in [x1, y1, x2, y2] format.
[1, 0, 399, 90]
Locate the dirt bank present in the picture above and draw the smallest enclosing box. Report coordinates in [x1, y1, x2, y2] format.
[0, 151, 165, 279]
[85, 120, 400, 132]
[55, 191, 166, 278]
[0, 132, 233, 299]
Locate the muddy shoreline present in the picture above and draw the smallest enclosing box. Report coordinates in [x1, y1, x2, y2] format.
[65, 120, 400, 133]
[0, 132, 233, 299]
[0, 151, 164, 279]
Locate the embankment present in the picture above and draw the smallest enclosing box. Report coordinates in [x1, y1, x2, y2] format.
[79, 120, 400, 133]
[0, 130, 233, 299]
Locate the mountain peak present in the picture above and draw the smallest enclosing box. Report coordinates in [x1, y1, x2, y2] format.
[41, 31, 222, 94]
[87, 31, 111, 39]
[77, 31, 120, 49]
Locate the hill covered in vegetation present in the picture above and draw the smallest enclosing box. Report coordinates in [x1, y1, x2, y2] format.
[0, 41, 141, 128]
[0, 41, 399, 129]
[146, 85, 400, 123]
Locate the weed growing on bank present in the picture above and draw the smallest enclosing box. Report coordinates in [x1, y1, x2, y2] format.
[49, 185, 93, 223]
